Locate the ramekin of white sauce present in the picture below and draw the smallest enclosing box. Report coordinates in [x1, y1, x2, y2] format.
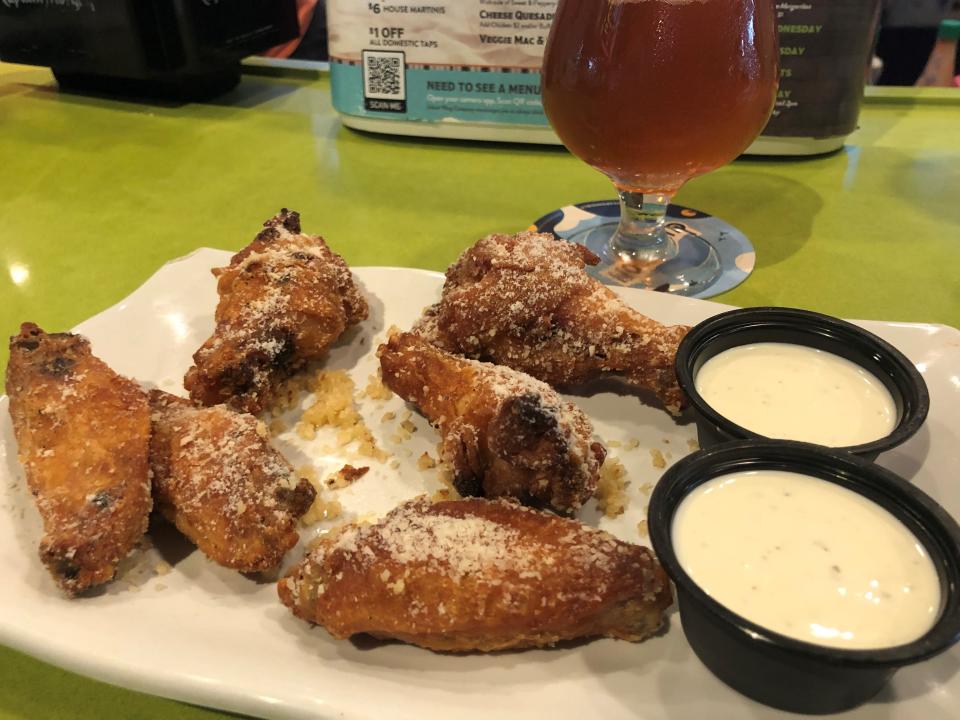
[674, 307, 929, 459]
[672, 469, 939, 649]
[647, 441, 960, 714]
[694, 343, 897, 447]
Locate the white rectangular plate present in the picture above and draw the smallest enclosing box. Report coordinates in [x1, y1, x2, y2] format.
[2, 248, 958, 720]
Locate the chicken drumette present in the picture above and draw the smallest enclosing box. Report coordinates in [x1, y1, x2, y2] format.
[184, 209, 368, 414]
[415, 232, 690, 415]
[379, 332, 604, 513]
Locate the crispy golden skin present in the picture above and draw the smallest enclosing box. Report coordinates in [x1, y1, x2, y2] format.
[415, 232, 690, 415]
[184, 209, 368, 413]
[379, 332, 604, 513]
[279, 497, 672, 652]
[148, 390, 315, 572]
[5, 323, 152, 596]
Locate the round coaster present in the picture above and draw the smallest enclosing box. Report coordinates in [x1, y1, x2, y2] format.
[530, 200, 755, 299]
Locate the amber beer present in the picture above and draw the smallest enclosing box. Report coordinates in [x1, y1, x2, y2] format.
[542, 0, 778, 194]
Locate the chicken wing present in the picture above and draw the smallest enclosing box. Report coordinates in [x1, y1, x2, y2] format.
[148, 390, 315, 572]
[415, 232, 690, 415]
[379, 332, 604, 513]
[184, 209, 368, 413]
[5, 323, 151, 595]
[278, 497, 672, 652]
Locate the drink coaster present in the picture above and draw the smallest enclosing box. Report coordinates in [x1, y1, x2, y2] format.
[530, 200, 755, 299]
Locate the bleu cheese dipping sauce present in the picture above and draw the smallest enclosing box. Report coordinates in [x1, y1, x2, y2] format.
[674, 307, 929, 459]
[647, 441, 960, 714]
[694, 343, 897, 447]
[672, 469, 940, 650]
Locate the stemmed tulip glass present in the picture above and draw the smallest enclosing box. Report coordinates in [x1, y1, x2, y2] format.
[541, 0, 779, 294]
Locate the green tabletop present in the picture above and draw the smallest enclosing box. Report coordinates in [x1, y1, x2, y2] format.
[0, 61, 958, 720]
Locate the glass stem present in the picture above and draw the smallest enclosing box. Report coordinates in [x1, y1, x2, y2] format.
[611, 190, 677, 261]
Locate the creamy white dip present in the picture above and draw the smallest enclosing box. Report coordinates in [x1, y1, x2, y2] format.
[672, 470, 941, 649]
[694, 342, 897, 446]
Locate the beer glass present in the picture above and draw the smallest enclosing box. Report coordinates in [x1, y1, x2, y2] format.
[542, 0, 778, 294]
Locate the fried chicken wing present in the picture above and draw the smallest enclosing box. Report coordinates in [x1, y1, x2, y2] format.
[148, 390, 315, 572]
[184, 209, 368, 413]
[415, 232, 690, 415]
[279, 497, 672, 652]
[5, 323, 151, 595]
[379, 332, 604, 513]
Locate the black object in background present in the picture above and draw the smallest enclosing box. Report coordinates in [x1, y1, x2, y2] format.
[289, 2, 328, 61]
[876, 27, 940, 84]
[876, 0, 960, 84]
[0, 0, 299, 100]
[876, 25, 960, 84]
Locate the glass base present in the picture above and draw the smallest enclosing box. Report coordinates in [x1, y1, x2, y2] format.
[569, 219, 721, 295]
[532, 200, 756, 299]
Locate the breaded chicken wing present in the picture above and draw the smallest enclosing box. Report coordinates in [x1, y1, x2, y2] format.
[148, 390, 315, 572]
[415, 232, 690, 415]
[379, 332, 604, 513]
[278, 497, 672, 652]
[184, 209, 368, 413]
[5, 323, 151, 595]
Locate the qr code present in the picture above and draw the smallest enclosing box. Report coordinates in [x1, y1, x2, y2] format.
[362, 51, 406, 100]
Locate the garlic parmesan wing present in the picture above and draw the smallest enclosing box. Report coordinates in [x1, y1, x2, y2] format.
[149, 390, 314, 572]
[6, 323, 151, 595]
[279, 497, 672, 652]
[379, 332, 604, 513]
[416, 232, 689, 415]
[184, 209, 368, 413]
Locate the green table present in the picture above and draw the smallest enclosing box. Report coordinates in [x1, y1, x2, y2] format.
[1, 62, 958, 720]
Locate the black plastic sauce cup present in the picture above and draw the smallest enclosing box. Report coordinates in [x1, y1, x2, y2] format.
[648, 441, 960, 714]
[674, 307, 929, 462]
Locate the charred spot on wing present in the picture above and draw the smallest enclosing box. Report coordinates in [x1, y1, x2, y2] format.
[276, 480, 316, 516]
[90, 490, 113, 510]
[279, 209, 301, 234]
[256, 226, 281, 243]
[507, 393, 556, 436]
[270, 334, 296, 370]
[216, 334, 295, 405]
[453, 469, 483, 498]
[218, 362, 257, 400]
[451, 433, 485, 497]
[11, 322, 44, 351]
[42, 355, 76, 377]
[58, 562, 80, 581]
[490, 393, 565, 462]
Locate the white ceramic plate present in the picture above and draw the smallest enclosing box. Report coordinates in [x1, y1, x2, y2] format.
[2, 249, 958, 720]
